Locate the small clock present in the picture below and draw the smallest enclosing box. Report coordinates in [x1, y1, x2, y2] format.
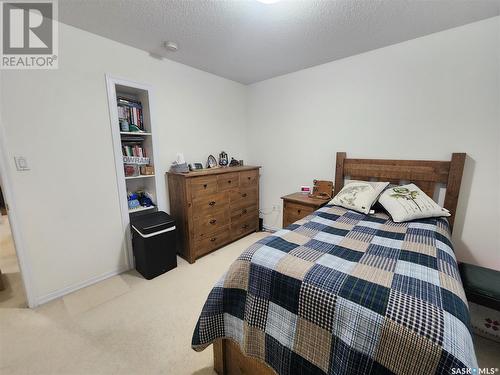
[188, 163, 204, 171]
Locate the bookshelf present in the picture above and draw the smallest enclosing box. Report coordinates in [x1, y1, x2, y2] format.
[105, 75, 165, 268]
[125, 175, 156, 180]
[120, 131, 152, 136]
[128, 205, 156, 213]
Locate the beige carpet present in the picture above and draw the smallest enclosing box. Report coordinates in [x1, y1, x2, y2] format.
[0, 232, 268, 374]
[0, 228, 499, 374]
[0, 215, 27, 308]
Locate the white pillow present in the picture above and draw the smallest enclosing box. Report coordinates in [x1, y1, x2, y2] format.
[378, 183, 450, 222]
[330, 180, 389, 214]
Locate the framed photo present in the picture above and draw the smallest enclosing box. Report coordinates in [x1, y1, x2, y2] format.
[207, 154, 218, 168]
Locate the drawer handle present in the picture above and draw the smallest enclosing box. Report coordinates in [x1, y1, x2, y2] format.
[209, 201, 216, 206]
[203, 184, 207, 188]
[228, 180, 232, 184]
[210, 237, 216, 242]
[242, 224, 249, 229]
[209, 219, 217, 225]
[247, 177, 251, 180]
[297, 209, 301, 214]
[242, 209, 247, 214]
[242, 193, 247, 198]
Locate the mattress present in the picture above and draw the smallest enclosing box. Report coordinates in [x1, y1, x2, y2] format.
[192, 204, 477, 374]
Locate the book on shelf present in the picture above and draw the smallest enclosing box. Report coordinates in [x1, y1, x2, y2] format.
[117, 96, 144, 130]
[122, 144, 146, 157]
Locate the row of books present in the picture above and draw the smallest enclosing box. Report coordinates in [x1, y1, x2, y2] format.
[117, 97, 144, 130]
[122, 144, 146, 157]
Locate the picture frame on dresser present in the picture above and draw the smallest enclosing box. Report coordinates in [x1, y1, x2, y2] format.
[166, 166, 261, 263]
[207, 155, 218, 169]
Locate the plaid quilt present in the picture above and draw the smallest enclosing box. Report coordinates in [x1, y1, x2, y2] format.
[192, 205, 477, 374]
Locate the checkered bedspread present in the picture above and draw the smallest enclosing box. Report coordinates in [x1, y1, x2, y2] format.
[192, 205, 477, 374]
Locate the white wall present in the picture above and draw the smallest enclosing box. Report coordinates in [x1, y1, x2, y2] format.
[1, 17, 498, 306]
[247, 17, 500, 270]
[0, 22, 248, 305]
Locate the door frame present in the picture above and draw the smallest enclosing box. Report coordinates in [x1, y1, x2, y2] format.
[0, 103, 37, 308]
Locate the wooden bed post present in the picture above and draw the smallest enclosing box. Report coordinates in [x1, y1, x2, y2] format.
[213, 339, 274, 374]
[334, 152, 346, 196]
[444, 153, 466, 231]
[213, 340, 226, 374]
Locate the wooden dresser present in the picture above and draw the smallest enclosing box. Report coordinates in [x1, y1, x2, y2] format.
[167, 166, 260, 263]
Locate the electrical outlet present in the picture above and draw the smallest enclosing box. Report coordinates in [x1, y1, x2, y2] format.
[272, 204, 281, 212]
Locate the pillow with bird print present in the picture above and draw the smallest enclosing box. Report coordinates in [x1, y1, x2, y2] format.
[330, 180, 389, 214]
[378, 183, 450, 222]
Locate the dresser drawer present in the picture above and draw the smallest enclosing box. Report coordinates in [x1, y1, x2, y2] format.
[231, 216, 258, 238]
[231, 205, 258, 222]
[230, 188, 258, 209]
[240, 170, 259, 188]
[192, 192, 229, 217]
[190, 176, 217, 197]
[283, 202, 314, 227]
[194, 227, 230, 257]
[193, 208, 230, 240]
[217, 173, 239, 191]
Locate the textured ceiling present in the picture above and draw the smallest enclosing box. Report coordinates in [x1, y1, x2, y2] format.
[59, 0, 500, 84]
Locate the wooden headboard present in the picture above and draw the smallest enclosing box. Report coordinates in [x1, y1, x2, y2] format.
[334, 152, 466, 230]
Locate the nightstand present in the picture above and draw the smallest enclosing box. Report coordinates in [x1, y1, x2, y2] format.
[281, 192, 330, 228]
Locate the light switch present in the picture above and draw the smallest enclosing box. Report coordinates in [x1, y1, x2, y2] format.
[14, 156, 30, 171]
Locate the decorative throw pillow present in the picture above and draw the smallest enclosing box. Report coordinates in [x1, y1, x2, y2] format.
[371, 183, 398, 213]
[378, 183, 450, 222]
[330, 180, 389, 214]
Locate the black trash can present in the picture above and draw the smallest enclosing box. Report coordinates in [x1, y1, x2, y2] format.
[131, 211, 177, 280]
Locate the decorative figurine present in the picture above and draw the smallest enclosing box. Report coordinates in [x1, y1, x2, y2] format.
[218, 151, 228, 167]
[229, 157, 240, 167]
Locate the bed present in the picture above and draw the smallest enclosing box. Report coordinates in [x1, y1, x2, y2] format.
[192, 152, 475, 375]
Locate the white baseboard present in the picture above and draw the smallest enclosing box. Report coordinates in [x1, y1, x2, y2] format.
[262, 224, 281, 233]
[35, 266, 131, 306]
